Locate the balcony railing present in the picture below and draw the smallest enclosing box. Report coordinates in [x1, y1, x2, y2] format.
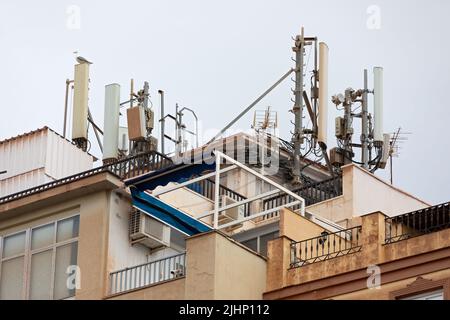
[385, 202, 450, 244]
[0, 151, 173, 205]
[262, 175, 342, 220]
[187, 178, 251, 216]
[290, 226, 362, 268]
[109, 253, 186, 295]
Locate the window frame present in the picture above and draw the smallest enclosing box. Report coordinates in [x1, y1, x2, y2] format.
[0, 214, 80, 300]
[389, 276, 450, 300]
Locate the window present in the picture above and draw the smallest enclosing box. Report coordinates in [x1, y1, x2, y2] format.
[0, 215, 80, 300]
[390, 276, 450, 300]
[240, 231, 279, 256]
[402, 290, 444, 300]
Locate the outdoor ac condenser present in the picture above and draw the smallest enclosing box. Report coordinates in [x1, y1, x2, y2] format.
[129, 210, 171, 249]
[218, 195, 245, 224]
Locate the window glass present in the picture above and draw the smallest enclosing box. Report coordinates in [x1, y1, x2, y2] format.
[31, 223, 55, 250]
[403, 290, 444, 300]
[57, 216, 79, 243]
[29, 250, 53, 300]
[259, 231, 279, 257]
[54, 242, 78, 300]
[0, 256, 24, 299]
[241, 238, 258, 252]
[2, 232, 26, 258]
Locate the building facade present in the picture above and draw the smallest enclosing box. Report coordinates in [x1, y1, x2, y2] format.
[0, 128, 448, 300]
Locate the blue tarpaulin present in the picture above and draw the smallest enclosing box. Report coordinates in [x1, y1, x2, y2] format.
[130, 187, 213, 236]
[125, 163, 216, 191]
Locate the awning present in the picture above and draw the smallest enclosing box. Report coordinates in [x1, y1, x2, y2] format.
[131, 187, 213, 236]
[125, 163, 216, 191]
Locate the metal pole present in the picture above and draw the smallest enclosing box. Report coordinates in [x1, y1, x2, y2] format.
[63, 79, 73, 138]
[158, 90, 165, 155]
[206, 68, 294, 145]
[361, 69, 369, 169]
[143, 81, 149, 108]
[88, 109, 103, 152]
[292, 27, 305, 183]
[390, 153, 393, 185]
[213, 153, 221, 228]
[175, 103, 182, 153]
[180, 107, 199, 148]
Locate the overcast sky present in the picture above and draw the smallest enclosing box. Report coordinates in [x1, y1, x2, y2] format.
[0, 0, 449, 205]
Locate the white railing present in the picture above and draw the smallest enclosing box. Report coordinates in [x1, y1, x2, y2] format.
[109, 253, 186, 295]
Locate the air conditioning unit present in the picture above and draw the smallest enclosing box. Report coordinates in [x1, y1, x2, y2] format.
[218, 195, 245, 224]
[129, 210, 171, 249]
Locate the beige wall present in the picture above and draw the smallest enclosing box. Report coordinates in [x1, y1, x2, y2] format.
[185, 231, 267, 300]
[279, 208, 328, 242]
[107, 231, 267, 300]
[307, 164, 430, 225]
[155, 182, 214, 225]
[333, 268, 450, 300]
[0, 174, 153, 300]
[265, 210, 450, 298]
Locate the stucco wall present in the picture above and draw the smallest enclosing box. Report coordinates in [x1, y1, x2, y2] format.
[307, 164, 430, 224]
[265, 211, 450, 299]
[106, 191, 149, 278]
[185, 231, 267, 300]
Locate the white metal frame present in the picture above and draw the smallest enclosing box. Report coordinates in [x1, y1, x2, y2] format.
[151, 150, 305, 231]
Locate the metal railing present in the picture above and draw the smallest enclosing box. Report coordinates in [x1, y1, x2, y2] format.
[290, 226, 362, 268]
[187, 178, 251, 216]
[262, 175, 342, 219]
[385, 202, 450, 244]
[109, 253, 186, 295]
[0, 151, 173, 205]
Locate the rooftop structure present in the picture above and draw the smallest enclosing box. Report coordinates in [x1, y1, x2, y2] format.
[0, 27, 448, 301]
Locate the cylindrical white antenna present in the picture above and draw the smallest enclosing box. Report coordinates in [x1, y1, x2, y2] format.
[102, 84, 121, 161]
[318, 42, 329, 145]
[72, 63, 90, 140]
[373, 67, 384, 143]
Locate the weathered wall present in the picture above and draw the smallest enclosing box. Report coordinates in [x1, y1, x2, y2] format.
[265, 211, 450, 299]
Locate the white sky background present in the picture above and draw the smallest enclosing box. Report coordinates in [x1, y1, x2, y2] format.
[0, 0, 449, 205]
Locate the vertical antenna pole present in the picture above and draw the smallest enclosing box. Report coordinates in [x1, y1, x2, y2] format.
[213, 152, 221, 229]
[390, 152, 393, 185]
[292, 27, 305, 184]
[143, 81, 149, 108]
[361, 69, 369, 169]
[130, 79, 134, 108]
[176, 103, 182, 154]
[63, 79, 72, 138]
[158, 90, 165, 155]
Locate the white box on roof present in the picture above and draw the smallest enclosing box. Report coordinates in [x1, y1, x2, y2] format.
[0, 127, 94, 197]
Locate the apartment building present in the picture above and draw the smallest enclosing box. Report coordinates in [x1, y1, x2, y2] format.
[0, 127, 448, 300]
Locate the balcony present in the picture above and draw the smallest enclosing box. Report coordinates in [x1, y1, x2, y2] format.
[109, 253, 186, 295]
[385, 202, 450, 244]
[0, 151, 172, 205]
[187, 178, 251, 216]
[261, 175, 342, 220]
[290, 226, 362, 268]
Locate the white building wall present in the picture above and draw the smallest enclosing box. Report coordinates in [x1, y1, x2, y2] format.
[0, 127, 94, 198]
